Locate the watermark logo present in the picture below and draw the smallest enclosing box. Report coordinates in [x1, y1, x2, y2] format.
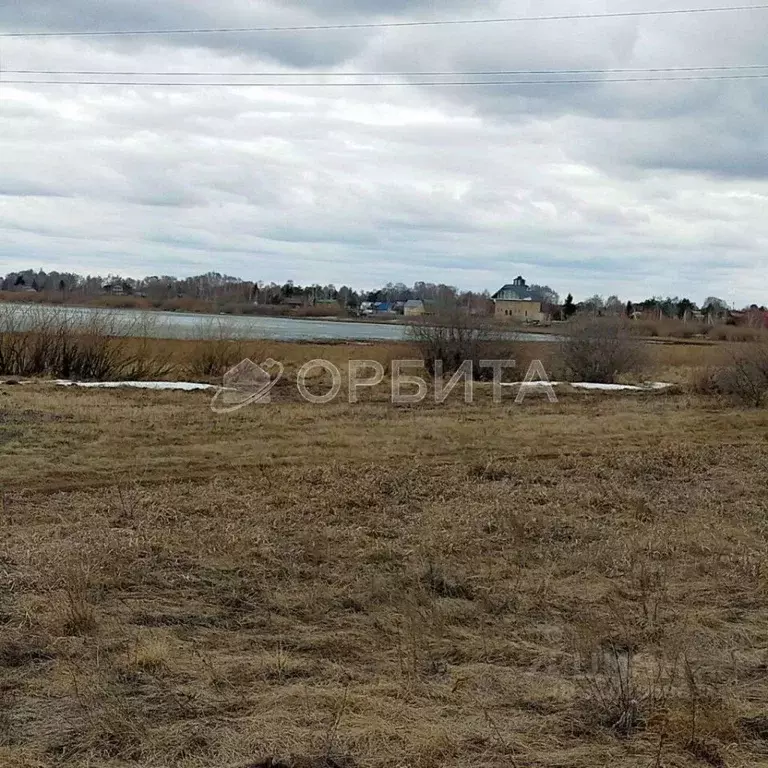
[210, 358, 284, 413]
[211, 358, 556, 412]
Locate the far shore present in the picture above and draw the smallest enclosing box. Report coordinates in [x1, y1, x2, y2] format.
[0, 293, 559, 340]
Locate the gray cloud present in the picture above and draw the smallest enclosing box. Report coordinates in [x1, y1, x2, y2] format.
[1, 0, 768, 303]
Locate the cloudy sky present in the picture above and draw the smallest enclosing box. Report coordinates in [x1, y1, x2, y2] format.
[1, 0, 767, 304]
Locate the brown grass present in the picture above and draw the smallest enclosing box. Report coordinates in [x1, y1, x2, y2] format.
[706, 325, 766, 343]
[631, 317, 768, 344]
[0, 319, 414, 381]
[630, 317, 709, 339]
[1, 363, 768, 767]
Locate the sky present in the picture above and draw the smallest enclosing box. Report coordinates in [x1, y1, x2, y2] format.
[1, 0, 767, 305]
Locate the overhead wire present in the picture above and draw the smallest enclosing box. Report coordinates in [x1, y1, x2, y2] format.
[4, 73, 768, 86]
[1, 4, 768, 37]
[5, 64, 768, 76]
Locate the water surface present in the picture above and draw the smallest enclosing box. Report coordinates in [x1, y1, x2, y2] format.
[2, 303, 558, 343]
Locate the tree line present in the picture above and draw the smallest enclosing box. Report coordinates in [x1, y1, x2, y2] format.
[568, 294, 754, 320]
[1, 269, 559, 311]
[4, 268, 757, 319]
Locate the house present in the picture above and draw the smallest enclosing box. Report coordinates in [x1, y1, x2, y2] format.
[732, 307, 768, 328]
[403, 299, 427, 317]
[359, 301, 394, 316]
[492, 276, 545, 323]
[102, 282, 127, 296]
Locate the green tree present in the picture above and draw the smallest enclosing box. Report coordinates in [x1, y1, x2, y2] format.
[563, 293, 577, 318]
[677, 298, 695, 320]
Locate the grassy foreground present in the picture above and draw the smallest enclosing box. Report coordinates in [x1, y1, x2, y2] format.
[2, 377, 768, 768]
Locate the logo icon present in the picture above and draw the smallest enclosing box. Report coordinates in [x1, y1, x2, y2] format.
[210, 358, 284, 413]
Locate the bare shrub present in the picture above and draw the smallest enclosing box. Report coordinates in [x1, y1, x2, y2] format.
[407, 308, 518, 380]
[49, 560, 99, 637]
[706, 325, 764, 343]
[630, 318, 661, 338]
[629, 318, 708, 340]
[120, 315, 174, 380]
[123, 343, 175, 381]
[575, 640, 679, 736]
[57, 313, 131, 381]
[705, 342, 768, 407]
[184, 319, 245, 378]
[0, 305, 25, 374]
[560, 317, 647, 383]
[186, 342, 244, 378]
[689, 367, 721, 398]
[0, 306, 140, 380]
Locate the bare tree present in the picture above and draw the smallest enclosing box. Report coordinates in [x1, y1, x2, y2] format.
[605, 295, 624, 315]
[560, 316, 647, 383]
[407, 308, 518, 380]
[583, 295, 606, 316]
[709, 342, 768, 407]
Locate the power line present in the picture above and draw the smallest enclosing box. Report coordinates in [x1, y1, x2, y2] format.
[4, 73, 768, 86]
[5, 64, 768, 76]
[2, 4, 768, 37]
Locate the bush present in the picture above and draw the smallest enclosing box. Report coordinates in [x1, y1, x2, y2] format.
[407, 308, 518, 380]
[560, 317, 647, 383]
[575, 639, 680, 736]
[0, 305, 168, 381]
[185, 318, 245, 378]
[704, 342, 768, 406]
[628, 318, 709, 340]
[630, 319, 661, 338]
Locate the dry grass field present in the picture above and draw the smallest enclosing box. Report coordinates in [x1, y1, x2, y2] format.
[2, 352, 768, 768]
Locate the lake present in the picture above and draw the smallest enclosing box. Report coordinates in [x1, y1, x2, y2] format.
[1, 303, 557, 343]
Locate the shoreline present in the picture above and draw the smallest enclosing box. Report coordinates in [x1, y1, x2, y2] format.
[0, 297, 730, 347]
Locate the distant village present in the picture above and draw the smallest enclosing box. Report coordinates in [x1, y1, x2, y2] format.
[2, 268, 766, 328]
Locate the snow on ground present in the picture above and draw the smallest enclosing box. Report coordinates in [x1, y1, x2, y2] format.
[55, 380, 214, 391]
[570, 382, 674, 391]
[571, 382, 645, 391]
[36, 379, 675, 393]
[503, 381, 673, 391]
[501, 381, 561, 387]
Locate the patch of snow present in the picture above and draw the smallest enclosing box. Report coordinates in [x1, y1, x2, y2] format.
[501, 381, 561, 387]
[570, 382, 674, 392]
[56, 380, 214, 391]
[571, 382, 644, 391]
